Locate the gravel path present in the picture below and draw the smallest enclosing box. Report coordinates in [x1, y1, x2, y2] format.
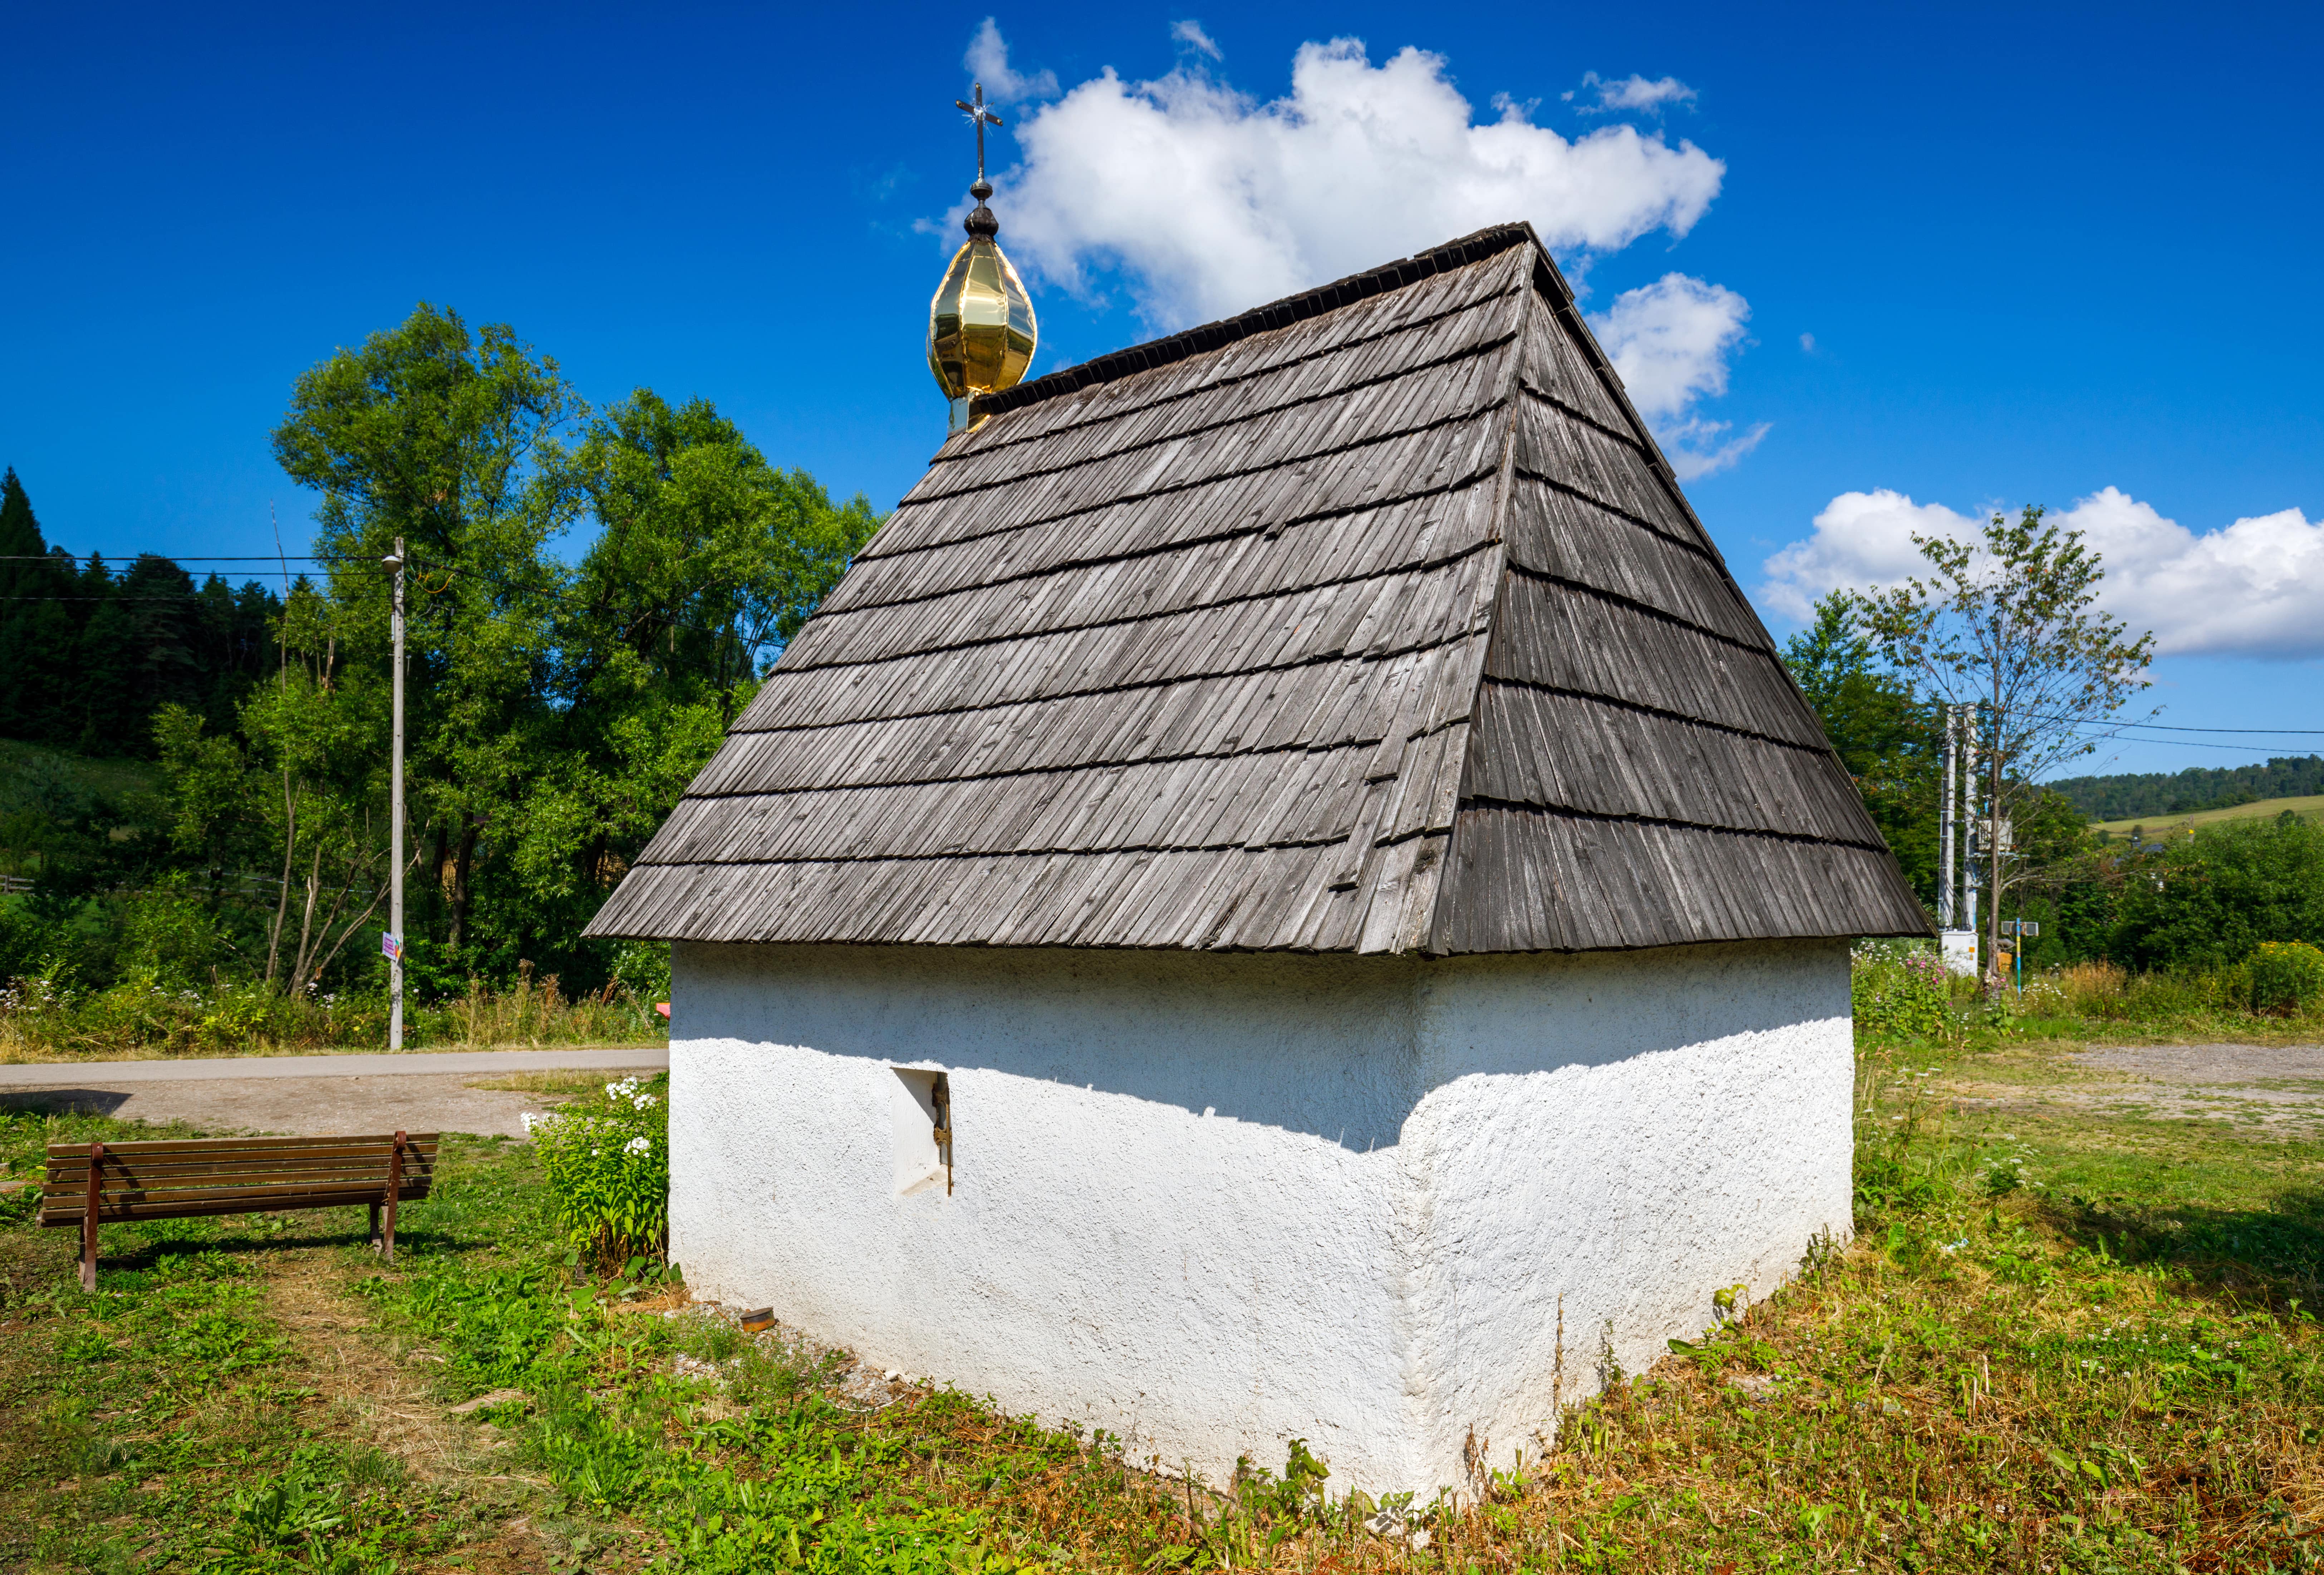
[1946, 1041, 2324, 1130]
[0, 1047, 668, 1137]
[2061, 1042, 2324, 1126]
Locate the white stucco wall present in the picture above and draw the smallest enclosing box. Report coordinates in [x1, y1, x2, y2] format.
[668, 939, 1852, 1493]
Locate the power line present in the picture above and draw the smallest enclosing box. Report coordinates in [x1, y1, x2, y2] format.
[2070, 719, 2324, 736]
[0, 553, 335, 562]
[1937, 706, 2324, 738]
[2069, 734, 2320, 755]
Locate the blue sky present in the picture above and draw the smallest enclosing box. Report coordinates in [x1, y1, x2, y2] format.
[5, 0, 2319, 778]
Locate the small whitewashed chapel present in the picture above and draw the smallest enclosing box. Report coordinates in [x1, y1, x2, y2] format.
[588, 133, 1928, 1491]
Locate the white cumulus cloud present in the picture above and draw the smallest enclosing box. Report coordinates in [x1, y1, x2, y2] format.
[1566, 71, 1697, 114]
[1587, 273, 1768, 479]
[1759, 486, 2324, 659]
[984, 36, 1727, 330]
[965, 17, 1057, 104]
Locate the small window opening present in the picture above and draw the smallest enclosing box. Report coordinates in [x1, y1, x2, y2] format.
[890, 1068, 953, 1196]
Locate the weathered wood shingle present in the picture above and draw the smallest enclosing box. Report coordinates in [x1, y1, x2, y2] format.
[586, 225, 1930, 953]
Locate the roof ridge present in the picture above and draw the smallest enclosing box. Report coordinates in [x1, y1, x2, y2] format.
[1423, 277, 1533, 952]
[932, 281, 1522, 469]
[971, 223, 1538, 420]
[901, 330, 1512, 518]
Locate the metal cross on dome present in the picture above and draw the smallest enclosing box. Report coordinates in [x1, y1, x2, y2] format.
[955, 82, 1003, 184]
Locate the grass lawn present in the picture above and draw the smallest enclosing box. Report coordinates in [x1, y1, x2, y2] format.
[3, 1039, 2320, 1575]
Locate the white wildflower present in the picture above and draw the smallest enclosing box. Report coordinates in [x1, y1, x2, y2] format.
[624, 1136, 651, 1155]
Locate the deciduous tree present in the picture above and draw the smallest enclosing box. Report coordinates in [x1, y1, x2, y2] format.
[1782, 590, 1941, 901]
[271, 303, 580, 959]
[1862, 505, 2155, 976]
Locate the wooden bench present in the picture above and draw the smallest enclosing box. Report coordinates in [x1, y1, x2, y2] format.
[41, 1132, 437, 1290]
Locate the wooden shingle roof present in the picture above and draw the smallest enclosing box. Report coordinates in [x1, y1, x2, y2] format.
[585, 225, 1931, 954]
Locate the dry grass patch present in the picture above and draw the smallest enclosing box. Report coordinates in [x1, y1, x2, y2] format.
[264, 1247, 509, 1488]
[465, 1069, 644, 1098]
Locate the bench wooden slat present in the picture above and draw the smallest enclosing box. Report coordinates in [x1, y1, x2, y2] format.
[42, 1180, 437, 1199]
[44, 1137, 440, 1166]
[43, 1132, 438, 1157]
[44, 1157, 438, 1188]
[42, 1179, 428, 1220]
[42, 1191, 429, 1226]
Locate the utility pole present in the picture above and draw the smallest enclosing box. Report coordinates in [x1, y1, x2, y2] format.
[1938, 704, 1957, 929]
[385, 539, 406, 1050]
[1988, 675, 2004, 989]
[1962, 708, 1979, 948]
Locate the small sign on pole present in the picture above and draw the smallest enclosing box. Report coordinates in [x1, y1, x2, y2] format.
[381, 932, 402, 962]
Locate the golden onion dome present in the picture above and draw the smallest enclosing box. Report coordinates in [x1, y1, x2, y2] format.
[930, 88, 1036, 433]
[928, 178, 1037, 430]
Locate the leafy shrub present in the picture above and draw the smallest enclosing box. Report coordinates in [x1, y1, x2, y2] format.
[114, 879, 234, 986]
[1851, 941, 1950, 1042]
[526, 1074, 670, 1266]
[0, 897, 51, 982]
[2247, 940, 2324, 1014]
[2109, 816, 2324, 969]
[609, 939, 671, 1003]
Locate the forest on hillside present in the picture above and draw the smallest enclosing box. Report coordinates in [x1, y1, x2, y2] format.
[0, 468, 282, 753]
[2046, 755, 2324, 821]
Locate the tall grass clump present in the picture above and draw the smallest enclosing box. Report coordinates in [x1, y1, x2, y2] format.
[0, 961, 665, 1060]
[2247, 939, 2324, 1014]
[526, 1073, 670, 1269]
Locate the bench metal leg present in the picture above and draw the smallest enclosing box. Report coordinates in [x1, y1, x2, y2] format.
[369, 1201, 382, 1251]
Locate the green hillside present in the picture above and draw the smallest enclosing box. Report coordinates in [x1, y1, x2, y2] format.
[2090, 793, 2324, 840]
[0, 738, 162, 804]
[2051, 754, 2324, 821]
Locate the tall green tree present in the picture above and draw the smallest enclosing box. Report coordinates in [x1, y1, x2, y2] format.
[564, 391, 884, 726]
[269, 308, 884, 983]
[1862, 505, 2155, 972]
[496, 391, 883, 950]
[272, 303, 581, 960]
[1782, 590, 1941, 901]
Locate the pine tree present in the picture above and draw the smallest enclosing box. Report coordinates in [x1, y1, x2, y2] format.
[0, 468, 39, 560]
[0, 468, 75, 742]
[71, 556, 138, 755]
